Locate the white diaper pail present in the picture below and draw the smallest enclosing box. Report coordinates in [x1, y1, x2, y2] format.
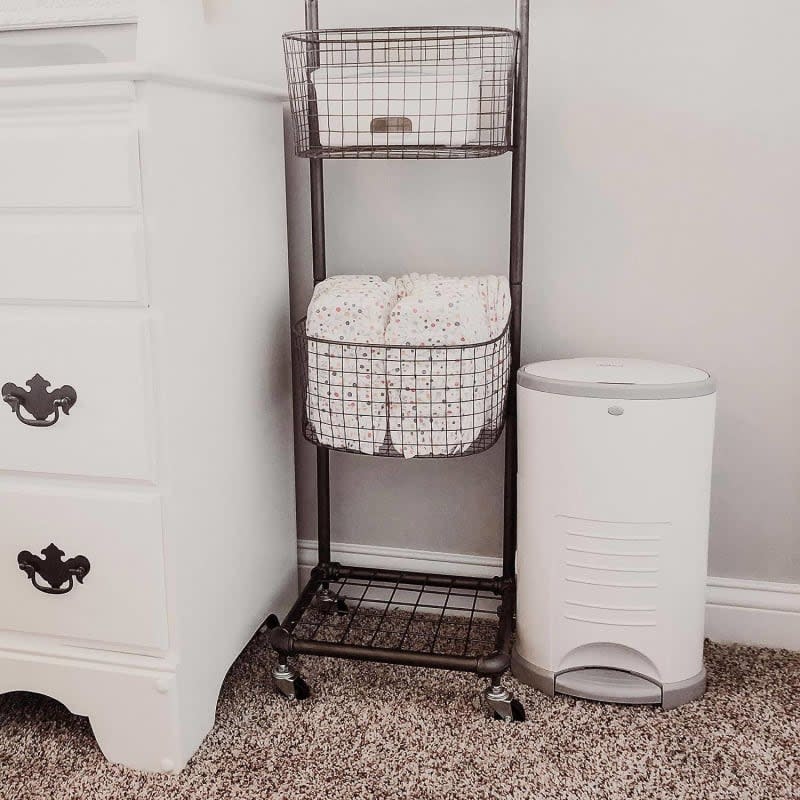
[512, 358, 716, 709]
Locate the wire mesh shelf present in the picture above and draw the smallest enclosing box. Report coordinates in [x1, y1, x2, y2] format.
[284, 26, 518, 159]
[293, 318, 511, 458]
[281, 565, 513, 668]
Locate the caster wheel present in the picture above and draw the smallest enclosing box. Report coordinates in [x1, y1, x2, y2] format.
[274, 663, 310, 701]
[493, 699, 526, 722]
[292, 677, 311, 701]
[316, 589, 348, 618]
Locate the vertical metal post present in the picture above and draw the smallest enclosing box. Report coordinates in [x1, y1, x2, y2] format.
[503, 0, 530, 579]
[304, 0, 318, 30]
[306, 0, 331, 566]
[309, 139, 331, 568]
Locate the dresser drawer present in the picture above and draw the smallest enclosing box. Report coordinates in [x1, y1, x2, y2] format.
[0, 487, 168, 652]
[0, 214, 144, 304]
[0, 313, 155, 481]
[0, 82, 140, 209]
[0, 123, 140, 210]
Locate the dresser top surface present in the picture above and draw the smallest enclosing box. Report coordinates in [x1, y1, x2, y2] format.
[0, 60, 286, 100]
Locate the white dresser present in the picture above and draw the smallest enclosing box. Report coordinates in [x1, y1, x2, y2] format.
[0, 10, 298, 773]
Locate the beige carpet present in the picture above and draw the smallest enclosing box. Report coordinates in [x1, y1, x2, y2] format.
[0, 633, 798, 800]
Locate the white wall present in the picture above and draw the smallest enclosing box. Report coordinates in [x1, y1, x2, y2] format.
[136, 0, 302, 83]
[285, 0, 800, 584]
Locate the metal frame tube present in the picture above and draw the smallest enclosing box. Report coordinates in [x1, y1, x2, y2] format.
[292, 639, 484, 673]
[503, 0, 529, 579]
[334, 564, 505, 593]
[306, 0, 331, 566]
[304, 0, 318, 29]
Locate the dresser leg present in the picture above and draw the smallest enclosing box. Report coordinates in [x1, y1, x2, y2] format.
[0, 651, 220, 773]
[87, 670, 187, 773]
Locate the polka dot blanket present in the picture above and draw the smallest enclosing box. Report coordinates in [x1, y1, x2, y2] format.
[305, 274, 510, 457]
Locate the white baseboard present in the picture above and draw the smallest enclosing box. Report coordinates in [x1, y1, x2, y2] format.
[705, 577, 800, 651]
[298, 539, 502, 579]
[298, 540, 800, 652]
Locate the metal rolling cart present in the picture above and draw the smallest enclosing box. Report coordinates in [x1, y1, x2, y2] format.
[266, 0, 530, 721]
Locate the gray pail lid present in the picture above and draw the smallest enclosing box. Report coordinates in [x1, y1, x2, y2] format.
[518, 358, 715, 400]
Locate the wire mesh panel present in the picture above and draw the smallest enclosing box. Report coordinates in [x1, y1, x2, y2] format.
[293, 318, 511, 458]
[290, 571, 503, 659]
[284, 26, 518, 159]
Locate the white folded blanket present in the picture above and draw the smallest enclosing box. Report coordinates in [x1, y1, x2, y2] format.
[385, 274, 510, 457]
[305, 276, 397, 454]
[305, 274, 510, 458]
[385, 277, 491, 458]
[390, 273, 510, 337]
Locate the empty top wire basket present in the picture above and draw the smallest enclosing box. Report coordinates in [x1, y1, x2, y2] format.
[284, 26, 518, 158]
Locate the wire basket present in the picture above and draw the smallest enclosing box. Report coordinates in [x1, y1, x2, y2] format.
[284, 26, 518, 159]
[292, 318, 511, 458]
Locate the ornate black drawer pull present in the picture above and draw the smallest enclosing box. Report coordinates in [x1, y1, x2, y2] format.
[2, 374, 77, 428]
[18, 544, 91, 595]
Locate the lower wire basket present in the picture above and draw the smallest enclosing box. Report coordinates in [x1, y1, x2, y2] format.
[293, 319, 512, 459]
[270, 563, 515, 675]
